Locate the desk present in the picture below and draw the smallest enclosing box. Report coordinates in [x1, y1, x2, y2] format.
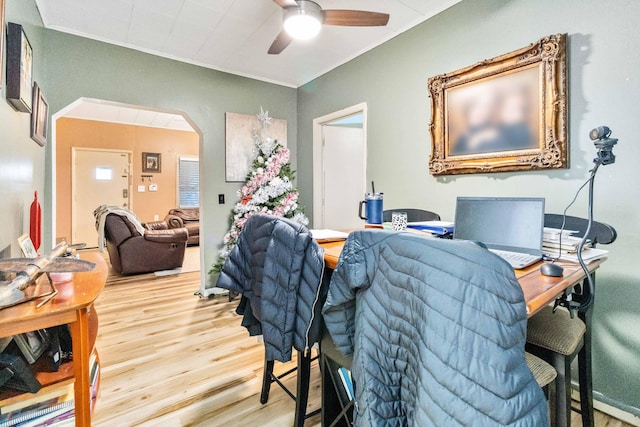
[0, 252, 107, 427]
[320, 239, 604, 317]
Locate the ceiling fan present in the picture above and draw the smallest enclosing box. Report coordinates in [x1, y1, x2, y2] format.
[269, 0, 390, 55]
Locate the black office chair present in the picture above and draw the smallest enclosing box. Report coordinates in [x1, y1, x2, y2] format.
[526, 214, 616, 427]
[382, 208, 440, 222]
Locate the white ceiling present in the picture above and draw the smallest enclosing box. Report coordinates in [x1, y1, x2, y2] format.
[62, 98, 195, 132]
[35, 0, 460, 89]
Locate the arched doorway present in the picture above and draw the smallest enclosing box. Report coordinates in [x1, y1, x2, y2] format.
[49, 98, 204, 277]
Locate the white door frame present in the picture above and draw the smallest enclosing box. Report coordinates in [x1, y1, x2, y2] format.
[312, 102, 367, 228]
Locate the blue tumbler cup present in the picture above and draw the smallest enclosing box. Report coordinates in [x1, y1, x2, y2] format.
[358, 193, 383, 224]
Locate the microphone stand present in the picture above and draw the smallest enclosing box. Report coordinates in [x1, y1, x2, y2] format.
[575, 162, 599, 312]
[555, 131, 615, 317]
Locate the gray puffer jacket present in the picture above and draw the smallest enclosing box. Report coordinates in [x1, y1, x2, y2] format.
[216, 214, 326, 362]
[322, 230, 548, 426]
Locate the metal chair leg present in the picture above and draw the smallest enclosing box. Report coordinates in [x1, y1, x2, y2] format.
[551, 352, 572, 427]
[294, 352, 312, 427]
[261, 359, 275, 404]
[578, 309, 594, 427]
[548, 374, 557, 427]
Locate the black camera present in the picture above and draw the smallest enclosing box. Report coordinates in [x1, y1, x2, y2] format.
[590, 126, 617, 165]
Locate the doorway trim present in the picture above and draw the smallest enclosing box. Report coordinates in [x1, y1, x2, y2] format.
[312, 102, 367, 228]
[49, 98, 207, 292]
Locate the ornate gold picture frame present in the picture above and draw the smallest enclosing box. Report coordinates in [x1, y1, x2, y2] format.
[428, 34, 567, 176]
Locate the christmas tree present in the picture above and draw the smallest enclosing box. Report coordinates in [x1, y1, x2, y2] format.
[211, 107, 308, 273]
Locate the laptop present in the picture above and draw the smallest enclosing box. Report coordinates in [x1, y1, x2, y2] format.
[453, 197, 545, 269]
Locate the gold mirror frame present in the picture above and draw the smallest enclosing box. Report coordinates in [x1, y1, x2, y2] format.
[428, 34, 567, 176]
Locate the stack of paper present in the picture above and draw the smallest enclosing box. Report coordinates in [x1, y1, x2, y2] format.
[542, 227, 607, 262]
[310, 229, 349, 243]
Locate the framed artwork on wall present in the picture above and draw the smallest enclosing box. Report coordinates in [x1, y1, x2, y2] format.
[30, 82, 49, 146]
[225, 112, 287, 182]
[427, 33, 568, 176]
[5, 22, 33, 113]
[0, 0, 5, 90]
[142, 152, 162, 173]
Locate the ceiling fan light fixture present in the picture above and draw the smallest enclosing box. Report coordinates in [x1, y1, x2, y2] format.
[283, 1, 322, 40]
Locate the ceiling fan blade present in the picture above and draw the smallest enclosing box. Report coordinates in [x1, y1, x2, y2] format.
[268, 30, 293, 55]
[323, 10, 390, 27]
[272, 0, 298, 7]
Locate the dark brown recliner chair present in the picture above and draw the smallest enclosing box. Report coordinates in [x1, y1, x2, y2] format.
[104, 213, 188, 275]
[165, 208, 200, 246]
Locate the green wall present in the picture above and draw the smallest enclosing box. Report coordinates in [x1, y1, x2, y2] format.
[41, 29, 297, 285]
[3, 1, 297, 292]
[297, 0, 640, 416]
[0, 0, 47, 258]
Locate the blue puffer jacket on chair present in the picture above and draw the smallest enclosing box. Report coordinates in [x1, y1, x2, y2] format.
[323, 229, 548, 426]
[216, 214, 326, 362]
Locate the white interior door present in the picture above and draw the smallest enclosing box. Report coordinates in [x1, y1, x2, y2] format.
[72, 149, 131, 247]
[322, 126, 366, 229]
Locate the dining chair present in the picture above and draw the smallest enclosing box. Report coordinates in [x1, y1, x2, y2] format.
[382, 208, 440, 222]
[323, 231, 550, 425]
[526, 214, 617, 427]
[261, 351, 319, 426]
[320, 332, 557, 427]
[216, 214, 328, 427]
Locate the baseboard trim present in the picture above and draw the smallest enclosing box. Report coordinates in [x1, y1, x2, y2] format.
[200, 287, 229, 298]
[571, 389, 640, 426]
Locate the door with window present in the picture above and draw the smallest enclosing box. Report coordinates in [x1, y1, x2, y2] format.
[72, 148, 131, 247]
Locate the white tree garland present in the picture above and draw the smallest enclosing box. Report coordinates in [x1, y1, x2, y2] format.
[211, 107, 308, 273]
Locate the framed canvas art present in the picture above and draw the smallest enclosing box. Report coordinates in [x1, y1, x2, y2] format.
[5, 22, 33, 113]
[225, 112, 287, 182]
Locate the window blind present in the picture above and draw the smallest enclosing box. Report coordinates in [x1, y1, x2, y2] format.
[178, 157, 199, 208]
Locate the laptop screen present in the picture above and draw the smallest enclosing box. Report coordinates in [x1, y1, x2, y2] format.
[453, 197, 545, 254]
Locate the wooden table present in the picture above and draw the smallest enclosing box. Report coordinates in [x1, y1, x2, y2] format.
[320, 239, 604, 317]
[0, 252, 107, 427]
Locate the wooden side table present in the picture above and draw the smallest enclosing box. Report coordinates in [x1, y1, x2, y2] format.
[0, 252, 107, 426]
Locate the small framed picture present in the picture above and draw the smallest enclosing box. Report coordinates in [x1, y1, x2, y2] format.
[142, 152, 161, 173]
[5, 22, 33, 113]
[13, 330, 49, 364]
[17, 234, 38, 258]
[30, 82, 48, 147]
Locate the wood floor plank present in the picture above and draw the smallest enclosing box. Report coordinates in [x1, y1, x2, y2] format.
[92, 266, 322, 426]
[91, 251, 632, 427]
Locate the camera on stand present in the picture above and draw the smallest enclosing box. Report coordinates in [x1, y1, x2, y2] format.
[590, 126, 618, 166]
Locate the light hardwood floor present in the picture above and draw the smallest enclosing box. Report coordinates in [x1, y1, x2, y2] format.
[92, 257, 632, 426]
